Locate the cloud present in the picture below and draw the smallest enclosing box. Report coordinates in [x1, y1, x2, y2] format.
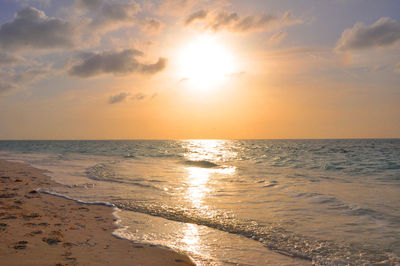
[69, 49, 167, 78]
[109, 92, 148, 104]
[140, 57, 167, 74]
[0, 7, 76, 50]
[75, 0, 104, 10]
[185, 10, 208, 25]
[13, 67, 51, 84]
[157, 0, 197, 16]
[264, 46, 325, 58]
[268, 31, 287, 45]
[0, 65, 53, 97]
[395, 63, 400, 74]
[0, 82, 19, 96]
[132, 92, 146, 100]
[16, 0, 52, 8]
[89, 0, 141, 32]
[140, 18, 164, 34]
[336, 17, 400, 52]
[109, 92, 130, 104]
[207, 11, 239, 31]
[186, 10, 301, 33]
[0, 53, 23, 66]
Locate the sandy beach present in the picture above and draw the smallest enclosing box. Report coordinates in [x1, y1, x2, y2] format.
[0, 159, 195, 265]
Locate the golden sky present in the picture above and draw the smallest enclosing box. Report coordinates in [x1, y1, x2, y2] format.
[0, 0, 399, 139]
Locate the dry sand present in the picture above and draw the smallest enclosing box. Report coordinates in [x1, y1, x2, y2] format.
[0, 159, 195, 266]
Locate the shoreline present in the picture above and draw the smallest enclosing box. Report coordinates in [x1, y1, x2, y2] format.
[0, 159, 195, 265]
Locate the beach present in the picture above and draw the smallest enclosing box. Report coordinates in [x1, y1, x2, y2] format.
[0, 159, 194, 265]
[0, 139, 398, 265]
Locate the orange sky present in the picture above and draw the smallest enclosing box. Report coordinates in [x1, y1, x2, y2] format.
[0, 0, 399, 139]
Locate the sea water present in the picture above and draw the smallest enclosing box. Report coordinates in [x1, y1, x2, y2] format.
[0, 139, 399, 265]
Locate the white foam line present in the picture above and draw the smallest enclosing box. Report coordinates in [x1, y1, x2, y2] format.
[0, 153, 66, 186]
[39, 189, 126, 241]
[38, 189, 115, 207]
[38, 189, 191, 256]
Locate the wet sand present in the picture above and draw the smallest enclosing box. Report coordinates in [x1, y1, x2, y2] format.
[0, 159, 194, 265]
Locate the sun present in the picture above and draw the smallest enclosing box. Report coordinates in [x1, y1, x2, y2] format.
[178, 34, 237, 90]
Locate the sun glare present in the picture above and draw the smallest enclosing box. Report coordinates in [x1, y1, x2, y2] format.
[178, 35, 237, 90]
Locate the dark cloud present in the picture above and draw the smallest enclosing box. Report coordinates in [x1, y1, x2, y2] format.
[13, 67, 51, 84]
[0, 53, 22, 66]
[140, 18, 164, 34]
[89, 0, 140, 32]
[69, 49, 167, 78]
[140, 57, 167, 74]
[185, 10, 208, 25]
[336, 17, 400, 52]
[0, 65, 52, 97]
[109, 92, 130, 104]
[76, 0, 104, 10]
[186, 10, 300, 32]
[109, 92, 148, 104]
[0, 82, 19, 95]
[0, 7, 76, 50]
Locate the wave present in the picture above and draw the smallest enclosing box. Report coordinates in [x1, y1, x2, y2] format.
[182, 160, 219, 168]
[85, 163, 162, 191]
[39, 189, 115, 207]
[112, 200, 397, 265]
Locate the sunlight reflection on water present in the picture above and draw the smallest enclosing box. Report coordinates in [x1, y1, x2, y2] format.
[182, 223, 201, 254]
[185, 167, 211, 208]
[182, 140, 237, 212]
[183, 139, 237, 162]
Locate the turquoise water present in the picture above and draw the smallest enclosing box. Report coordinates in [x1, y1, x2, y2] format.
[0, 139, 399, 264]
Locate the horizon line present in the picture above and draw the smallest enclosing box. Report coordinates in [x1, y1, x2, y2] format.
[0, 138, 399, 141]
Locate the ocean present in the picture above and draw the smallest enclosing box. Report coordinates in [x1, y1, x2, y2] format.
[0, 139, 399, 265]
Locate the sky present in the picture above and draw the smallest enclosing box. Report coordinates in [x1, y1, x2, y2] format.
[0, 0, 399, 139]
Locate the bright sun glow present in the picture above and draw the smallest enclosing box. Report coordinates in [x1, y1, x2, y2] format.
[178, 35, 237, 90]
